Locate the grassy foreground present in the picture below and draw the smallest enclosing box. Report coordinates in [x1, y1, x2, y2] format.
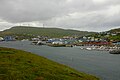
[0, 47, 99, 80]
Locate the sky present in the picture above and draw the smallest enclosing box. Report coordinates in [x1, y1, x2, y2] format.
[0, 0, 120, 32]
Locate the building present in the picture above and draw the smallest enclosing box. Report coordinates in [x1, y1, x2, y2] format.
[0, 37, 4, 41]
[4, 36, 15, 41]
[112, 41, 120, 46]
[52, 41, 64, 45]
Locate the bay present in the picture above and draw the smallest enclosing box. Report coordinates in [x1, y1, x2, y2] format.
[0, 41, 120, 80]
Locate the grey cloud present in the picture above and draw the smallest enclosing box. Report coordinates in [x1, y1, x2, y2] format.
[0, 0, 120, 31]
[0, 0, 66, 22]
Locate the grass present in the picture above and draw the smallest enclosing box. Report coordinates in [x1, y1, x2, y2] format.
[0, 26, 95, 38]
[0, 47, 99, 80]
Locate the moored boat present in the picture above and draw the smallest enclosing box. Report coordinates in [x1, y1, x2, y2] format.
[109, 49, 120, 54]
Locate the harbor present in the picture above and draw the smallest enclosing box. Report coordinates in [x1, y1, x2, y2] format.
[0, 41, 120, 80]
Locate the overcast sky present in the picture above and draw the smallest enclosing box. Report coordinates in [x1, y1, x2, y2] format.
[0, 0, 120, 32]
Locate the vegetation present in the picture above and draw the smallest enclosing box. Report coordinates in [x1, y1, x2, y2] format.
[108, 28, 120, 33]
[109, 34, 120, 41]
[86, 28, 120, 41]
[108, 28, 120, 41]
[0, 47, 99, 80]
[0, 26, 95, 38]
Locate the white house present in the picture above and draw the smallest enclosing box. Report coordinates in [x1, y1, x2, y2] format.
[0, 37, 4, 41]
[52, 41, 64, 45]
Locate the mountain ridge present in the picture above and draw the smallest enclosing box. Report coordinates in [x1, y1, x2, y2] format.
[0, 26, 119, 39]
[0, 26, 95, 38]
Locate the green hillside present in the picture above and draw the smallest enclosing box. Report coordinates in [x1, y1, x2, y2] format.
[106, 28, 120, 41]
[108, 28, 120, 33]
[0, 26, 95, 38]
[87, 28, 120, 41]
[0, 47, 99, 80]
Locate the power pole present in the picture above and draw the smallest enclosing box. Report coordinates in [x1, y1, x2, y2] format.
[43, 23, 44, 28]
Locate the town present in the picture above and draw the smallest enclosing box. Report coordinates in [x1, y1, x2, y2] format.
[0, 30, 120, 54]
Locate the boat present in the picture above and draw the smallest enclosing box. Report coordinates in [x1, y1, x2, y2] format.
[109, 49, 120, 54]
[86, 47, 92, 50]
[32, 41, 45, 45]
[47, 44, 66, 47]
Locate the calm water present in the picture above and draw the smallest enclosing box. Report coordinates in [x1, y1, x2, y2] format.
[0, 41, 120, 80]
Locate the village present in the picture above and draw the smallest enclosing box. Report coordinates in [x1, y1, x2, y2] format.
[0, 31, 120, 54]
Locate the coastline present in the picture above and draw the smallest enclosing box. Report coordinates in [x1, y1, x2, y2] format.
[0, 41, 120, 80]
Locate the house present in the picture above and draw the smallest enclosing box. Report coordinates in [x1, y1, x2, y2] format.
[0, 37, 4, 41]
[111, 33, 117, 36]
[47, 38, 60, 43]
[81, 41, 111, 46]
[47, 39, 56, 43]
[4, 36, 15, 41]
[52, 41, 64, 45]
[31, 38, 40, 41]
[112, 41, 120, 45]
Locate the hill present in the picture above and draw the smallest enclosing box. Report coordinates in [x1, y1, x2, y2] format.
[87, 28, 120, 41]
[106, 28, 120, 41]
[107, 28, 120, 33]
[0, 26, 95, 38]
[0, 47, 99, 80]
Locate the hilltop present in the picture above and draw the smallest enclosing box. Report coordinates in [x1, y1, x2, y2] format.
[0, 26, 95, 38]
[0, 47, 99, 80]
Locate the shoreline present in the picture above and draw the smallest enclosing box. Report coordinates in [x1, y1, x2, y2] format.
[0, 41, 120, 80]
